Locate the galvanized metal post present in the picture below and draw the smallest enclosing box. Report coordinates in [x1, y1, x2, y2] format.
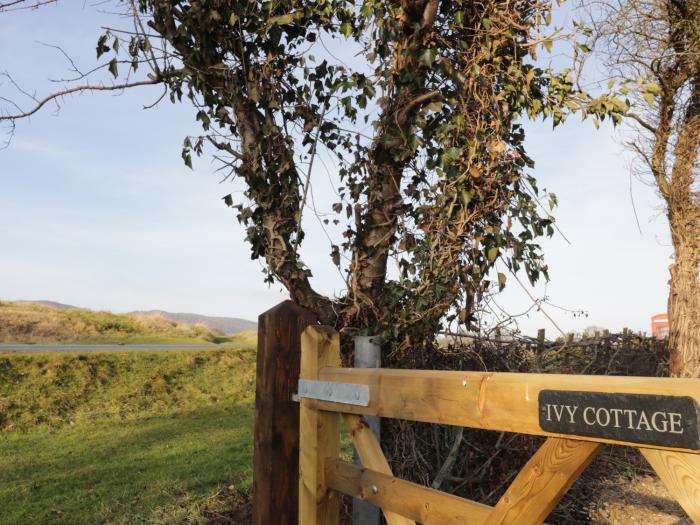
[353, 336, 381, 525]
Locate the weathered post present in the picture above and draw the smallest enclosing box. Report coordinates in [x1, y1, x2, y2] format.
[353, 336, 381, 525]
[253, 301, 317, 525]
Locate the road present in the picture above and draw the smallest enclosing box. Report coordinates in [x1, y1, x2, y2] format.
[0, 343, 252, 352]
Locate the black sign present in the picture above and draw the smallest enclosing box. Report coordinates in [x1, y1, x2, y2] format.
[539, 390, 700, 450]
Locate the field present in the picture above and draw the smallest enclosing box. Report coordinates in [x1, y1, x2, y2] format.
[0, 301, 255, 345]
[0, 347, 256, 524]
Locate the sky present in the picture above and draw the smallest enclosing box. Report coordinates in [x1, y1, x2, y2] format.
[0, 3, 672, 335]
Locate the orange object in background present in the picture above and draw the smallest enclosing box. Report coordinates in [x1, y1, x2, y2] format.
[651, 313, 670, 339]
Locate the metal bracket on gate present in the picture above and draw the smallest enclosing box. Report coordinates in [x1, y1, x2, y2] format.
[295, 379, 370, 406]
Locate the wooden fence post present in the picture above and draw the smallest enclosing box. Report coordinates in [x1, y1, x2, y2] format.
[299, 326, 341, 525]
[253, 301, 317, 525]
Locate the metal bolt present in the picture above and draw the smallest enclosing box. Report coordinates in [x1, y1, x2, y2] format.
[371, 485, 379, 495]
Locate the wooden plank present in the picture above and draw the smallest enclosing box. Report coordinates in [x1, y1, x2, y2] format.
[299, 326, 341, 525]
[313, 368, 700, 453]
[640, 448, 700, 522]
[343, 414, 415, 525]
[253, 300, 317, 525]
[326, 459, 493, 525]
[483, 438, 601, 525]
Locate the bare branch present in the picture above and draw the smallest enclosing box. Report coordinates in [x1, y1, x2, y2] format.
[206, 136, 245, 162]
[626, 111, 658, 133]
[0, 74, 165, 122]
[0, 0, 56, 12]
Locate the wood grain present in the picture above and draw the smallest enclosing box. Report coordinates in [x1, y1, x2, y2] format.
[483, 438, 601, 525]
[312, 368, 700, 453]
[641, 448, 700, 522]
[253, 301, 316, 525]
[343, 414, 415, 525]
[326, 459, 493, 525]
[299, 326, 341, 525]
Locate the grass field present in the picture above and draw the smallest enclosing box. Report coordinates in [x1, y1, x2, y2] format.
[0, 347, 257, 524]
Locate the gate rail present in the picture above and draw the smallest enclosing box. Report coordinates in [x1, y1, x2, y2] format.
[298, 325, 700, 525]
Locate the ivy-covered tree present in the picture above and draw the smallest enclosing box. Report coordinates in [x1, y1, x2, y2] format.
[586, 0, 699, 377]
[1, 0, 620, 353]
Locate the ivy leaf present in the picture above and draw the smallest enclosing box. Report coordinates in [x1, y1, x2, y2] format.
[419, 48, 437, 67]
[487, 247, 499, 263]
[644, 83, 662, 95]
[182, 148, 193, 169]
[108, 58, 118, 78]
[461, 190, 473, 207]
[498, 272, 507, 291]
[222, 194, 233, 207]
[330, 245, 340, 267]
[270, 13, 294, 26]
[340, 21, 352, 37]
[96, 34, 110, 59]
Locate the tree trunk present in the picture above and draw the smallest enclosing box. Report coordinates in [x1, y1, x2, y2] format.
[667, 222, 700, 378]
[667, 80, 700, 378]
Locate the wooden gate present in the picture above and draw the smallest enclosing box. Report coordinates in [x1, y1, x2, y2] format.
[298, 326, 700, 525]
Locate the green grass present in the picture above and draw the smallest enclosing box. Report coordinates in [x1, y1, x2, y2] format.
[0, 348, 257, 524]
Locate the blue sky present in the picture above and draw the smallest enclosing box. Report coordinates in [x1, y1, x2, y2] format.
[0, 3, 672, 335]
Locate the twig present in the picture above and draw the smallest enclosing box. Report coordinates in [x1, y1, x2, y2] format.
[292, 99, 328, 255]
[431, 426, 464, 489]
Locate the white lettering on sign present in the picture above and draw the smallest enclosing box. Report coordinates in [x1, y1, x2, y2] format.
[544, 403, 685, 434]
[538, 390, 700, 451]
[538, 391, 700, 450]
[670, 413, 684, 434]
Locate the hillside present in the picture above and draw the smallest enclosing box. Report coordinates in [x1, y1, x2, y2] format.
[131, 309, 257, 334]
[0, 301, 236, 344]
[15, 300, 81, 310]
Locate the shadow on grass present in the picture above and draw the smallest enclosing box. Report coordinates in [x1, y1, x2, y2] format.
[0, 402, 254, 525]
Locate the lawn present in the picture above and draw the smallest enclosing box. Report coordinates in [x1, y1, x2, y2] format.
[0, 348, 256, 524]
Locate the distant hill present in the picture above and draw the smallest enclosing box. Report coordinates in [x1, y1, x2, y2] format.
[15, 300, 256, 335]
[0, 300, 220, 344]
[17, 300, 81, 310]
[2, 300, 257, 344]
[131, 310, 257, 335]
